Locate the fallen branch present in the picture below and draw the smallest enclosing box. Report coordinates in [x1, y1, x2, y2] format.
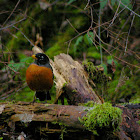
[0, 102, 139, 140]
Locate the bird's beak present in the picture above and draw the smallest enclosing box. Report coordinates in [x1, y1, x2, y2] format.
[32, 55, 37, 59]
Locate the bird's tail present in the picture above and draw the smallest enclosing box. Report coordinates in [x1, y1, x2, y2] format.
[36, 91, 51, 101]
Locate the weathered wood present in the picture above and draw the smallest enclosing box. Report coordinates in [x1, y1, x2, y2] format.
[0, 102, 139, 140]
[50, 53, 102, 105]
[0, 102, 87, 129]
[0, 102, 93, 139]
[117, 104, 140, 140]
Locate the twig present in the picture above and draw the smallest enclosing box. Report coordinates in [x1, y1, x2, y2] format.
[4, 64, 20, 74]
[3, 0, 21, 26]
[16, 83, 27, 93]
[103, 0, 133, 32]
[124, 13, 135, 54]
[118, 0, 140, 17]
[108, 34, 140, 60]
[116, 13, 132, 39]
[90, 3, 94, 28]
[103, 8, 126, 34]
[98, 3, 102, 64]
[13, 25, 35, 47]
[84, 0, 90, 10]
[94, 32, 140, 69]
[66, 20, 110, 44]
[65, 30, 88, 44]
[87, 30, 98, 49]
[0, 17, 26, 31]
[66, 19, 79, 34]
[109, 0, 121, 27]
[67, 40, 71, 54]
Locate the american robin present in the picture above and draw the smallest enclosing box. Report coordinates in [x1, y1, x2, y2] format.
[26, 53, 53, 102]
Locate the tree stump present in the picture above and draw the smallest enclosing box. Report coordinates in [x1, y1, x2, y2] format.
[50, 53, 102, 105]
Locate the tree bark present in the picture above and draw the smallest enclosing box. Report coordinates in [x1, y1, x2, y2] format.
[50, 53, 102, 105]
[0, 102, 86, 129]
[0, 102, 139, 140]
[0, 102, 91, 139]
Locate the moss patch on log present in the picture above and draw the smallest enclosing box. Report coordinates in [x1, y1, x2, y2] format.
[80, 102, 122, 135]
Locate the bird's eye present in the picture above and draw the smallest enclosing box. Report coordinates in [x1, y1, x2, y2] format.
[41, 56, 44, 59]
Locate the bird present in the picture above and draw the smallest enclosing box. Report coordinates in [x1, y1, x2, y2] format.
[26, 53, 53, 102]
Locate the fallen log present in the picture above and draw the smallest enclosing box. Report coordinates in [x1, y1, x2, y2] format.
[0, 102, 92, 139]
[0, 102, 139, 140]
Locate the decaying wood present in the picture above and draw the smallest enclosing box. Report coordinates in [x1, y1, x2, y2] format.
[117, 104, 140, 140]
[50, 53, 102, 105]
[0, 102, 87, 129]
[0, 102, 140, 140]
[0, 102, 90, 139]
[0, 102, 91, 139]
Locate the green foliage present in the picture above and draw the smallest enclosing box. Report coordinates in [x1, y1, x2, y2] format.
[73, 32, 95, 57]
[101, 63, 107, 74]
[74, 36, 83, 47]
[13, 87, 34, 102]
[46, 44, 66, 59]
[2, 56, 32, 72]
[80, 101, 95, 107]
[87, 47, 101, 59]
[81, 102, 122, 135]
[129, 98, 140, 104]
[6, 30, 30, 51]
[3, 60, 24, 72]
[84, 32, 94, 45]
[100, 0, 132, 9]
[137, 120, 140, 125]
[67, 0, 76, 5]
[74, 31, 94, 46]
[107, 59, 118, 65]
[100, 0, 108, 9]
[106, 66, 140, 103]
[60, 125, 67, 140]
[1, 0, 139, 105]
[51, 121, 67, 140]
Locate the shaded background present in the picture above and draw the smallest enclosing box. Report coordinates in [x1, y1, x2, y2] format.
[0, 0, 139, 104]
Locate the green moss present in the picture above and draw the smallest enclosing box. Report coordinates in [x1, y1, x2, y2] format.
[87, 47, 101, 59]
[13, 87, 34, 102]
[6, 31, 29, 51]
[46, 44, 66, 59]
[79, 101, 95, 107]
[137, 120, 140, 125]
[51, 121, 67, 140]
[82, 60, 111, 97]
[81, 102, 122, 135]
[62, 82, 67, 88]
[59, 124, 67, 140]
[129, 98, 140, 104]
[82, 60, 140, 103]
[72, 89, 77, 93]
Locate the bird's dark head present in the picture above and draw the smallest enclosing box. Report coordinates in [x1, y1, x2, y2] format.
[32, 53, 49, 65]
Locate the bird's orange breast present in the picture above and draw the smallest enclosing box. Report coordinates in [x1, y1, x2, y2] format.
[26, 64, 53, 91]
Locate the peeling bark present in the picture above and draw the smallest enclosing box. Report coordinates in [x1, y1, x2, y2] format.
[50, 53, 102, 105]
[0, 102, 139, 140]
